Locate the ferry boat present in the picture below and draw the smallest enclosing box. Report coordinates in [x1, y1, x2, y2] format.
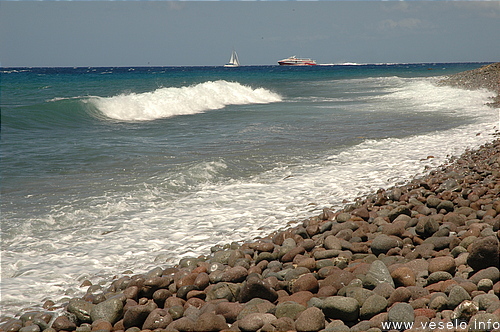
[278, 56, 317, 66]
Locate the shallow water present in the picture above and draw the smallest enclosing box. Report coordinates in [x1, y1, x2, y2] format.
[1, 63, 497, 318]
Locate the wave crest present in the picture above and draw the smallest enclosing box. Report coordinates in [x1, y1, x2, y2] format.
[86, 80, 282, 121]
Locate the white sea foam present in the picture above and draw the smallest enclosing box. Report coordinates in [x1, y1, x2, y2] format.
[86, 80, 282, 121]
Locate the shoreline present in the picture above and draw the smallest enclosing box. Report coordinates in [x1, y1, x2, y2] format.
[2, 64, 500, 332]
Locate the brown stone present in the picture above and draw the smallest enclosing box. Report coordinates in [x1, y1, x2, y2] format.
[92, 319, 113, 331]
[387, 287, 412, 306]
[391, 267, 416, 287]
[52, 316, 77, 331]
[414, 308, 436, 319]
[291, 273, 319, 294]
[193, 312, 229, 332]
[278, 291, 314, 307]
[281, 246, 306, 262]
[221, 265, 248, 283]
[297, 257, 317, 271]
[215, 302, 244, 323]
[142, 309, 172, 330]
[428, 256, 456, 274]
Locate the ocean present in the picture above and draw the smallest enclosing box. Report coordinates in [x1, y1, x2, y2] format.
[0, 63, 497, 319]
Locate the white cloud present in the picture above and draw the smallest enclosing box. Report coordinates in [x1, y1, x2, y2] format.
[379, 18, 424, 31]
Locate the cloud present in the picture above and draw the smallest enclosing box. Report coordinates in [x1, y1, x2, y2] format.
[379, 18, 424, 31]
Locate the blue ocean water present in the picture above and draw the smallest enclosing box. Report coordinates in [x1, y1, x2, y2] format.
[0, 63, 497, 318]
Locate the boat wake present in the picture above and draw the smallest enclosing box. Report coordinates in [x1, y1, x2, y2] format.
[85, 80, 281, 121]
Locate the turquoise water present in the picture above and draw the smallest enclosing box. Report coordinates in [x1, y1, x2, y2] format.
[0, 63, 497, 318]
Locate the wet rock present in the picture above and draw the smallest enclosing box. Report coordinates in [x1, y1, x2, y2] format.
[142, 308, 172, 330]
[89, 296, 124, 325]
[52, 316, 77, 331]
[221, 265, 248, 283]
[122, 300, 157, 330]
[295, 307, 325, 332]
[239, 275, 278, 303]
[206, 282, 240, 302]
[67, 299, 94, 324]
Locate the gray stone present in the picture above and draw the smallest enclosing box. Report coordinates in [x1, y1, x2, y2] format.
[388, 303, 414, 323]
[436, 200, 454, 212]
[68, 299, 95, 324]
[363, 260, 395, 289]
[336, 213, 351, 223]
[295, 307, 325, 332]
[427, 271, 453, 285]
[206, 282, 240, 302]
[322, 296, 359, 322]
[387, 205, 411, 222]
[469, 266, 500, 284]
[275, 301, 306, 320]
[447, 285, 471, 309]
[370, 234, 401, 256]
[19, 326, 40, 332]
[89, 296, 124, 324]
[324, 235, 342, 250]
[477, 278, 494, 292]
[359, 294, 388, 320]
[473, 294, 499, 311]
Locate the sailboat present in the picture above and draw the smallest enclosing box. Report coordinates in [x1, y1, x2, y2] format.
[224, 50, 240, 67]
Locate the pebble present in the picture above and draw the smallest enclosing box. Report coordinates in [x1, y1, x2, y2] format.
[295, 307, 325, 332]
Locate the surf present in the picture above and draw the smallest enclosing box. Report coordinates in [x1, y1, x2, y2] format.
[85, 80, 282, 121]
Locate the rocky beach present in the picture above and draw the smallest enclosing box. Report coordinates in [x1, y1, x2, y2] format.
[2, 64, 500, 332]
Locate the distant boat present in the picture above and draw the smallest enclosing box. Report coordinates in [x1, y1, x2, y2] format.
[278, 56, 317, 66]
[224, 50, 240, 67]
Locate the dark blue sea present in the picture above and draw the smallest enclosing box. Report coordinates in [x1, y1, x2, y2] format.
[1, 63, 497, 318]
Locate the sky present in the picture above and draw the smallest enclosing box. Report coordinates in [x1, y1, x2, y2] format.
[0, 1, 499, 67]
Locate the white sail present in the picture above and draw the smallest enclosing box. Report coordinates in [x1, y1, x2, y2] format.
[224, 50, 240, 67]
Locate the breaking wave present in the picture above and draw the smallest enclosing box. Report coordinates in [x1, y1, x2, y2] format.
[86, 80, 282, 121]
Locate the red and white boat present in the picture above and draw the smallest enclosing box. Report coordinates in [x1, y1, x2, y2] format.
[278, 56, 317, 66]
